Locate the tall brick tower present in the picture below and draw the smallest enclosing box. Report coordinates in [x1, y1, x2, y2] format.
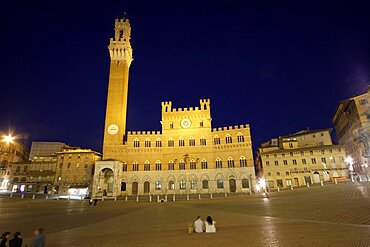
[103, 16, 133, 155]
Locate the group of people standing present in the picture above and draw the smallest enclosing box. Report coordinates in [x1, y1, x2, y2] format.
[0, 228, 45, 247]
[194, 216, 216, 233]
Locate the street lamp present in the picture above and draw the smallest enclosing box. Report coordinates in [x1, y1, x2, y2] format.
[255, 178, 266, 192]
[345, 156, 354, 182]
[0, 134, 14, 190]
[3, 135, 14, 144]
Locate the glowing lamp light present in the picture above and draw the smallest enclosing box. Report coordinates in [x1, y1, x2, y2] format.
[20, 185, 25, 192]
[255, 184, 261, 192]
[345, 156, 353, 164]
[3, 135, 14, 144]
[255, 178, 266, 192]
[259, 178, 266, 189]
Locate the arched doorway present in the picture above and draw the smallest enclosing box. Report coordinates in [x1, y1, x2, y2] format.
[132, 182, 138, 195]
[144, 181, 150, 194]
[229, 179, 236, 192]
[313, 172, 320, 183]
[99, 168, 114, 195]
[332, 171, 339, 178]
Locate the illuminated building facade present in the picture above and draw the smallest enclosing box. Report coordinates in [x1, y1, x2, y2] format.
[9, 142, 101, 195]
[9, 156, 56, 193]
[55, 147, 101, 196]
[8, 142, 62, 193]
[93, 17, 256, 198]
[0, 138, 28, 189]
[332, 87, 370, 179]
[255, 129, 348, 189]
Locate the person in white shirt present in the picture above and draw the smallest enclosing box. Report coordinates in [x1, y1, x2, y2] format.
[194, 216, 204, 233]
[204, 216, 216, 233]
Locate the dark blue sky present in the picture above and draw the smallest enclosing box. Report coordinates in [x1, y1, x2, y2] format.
[1, 1, 369, 152]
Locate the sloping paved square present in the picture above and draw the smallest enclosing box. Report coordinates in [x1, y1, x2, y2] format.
[0, 183, 369, 246]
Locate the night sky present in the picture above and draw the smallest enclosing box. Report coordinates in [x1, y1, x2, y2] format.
[1, 1, 369, 153]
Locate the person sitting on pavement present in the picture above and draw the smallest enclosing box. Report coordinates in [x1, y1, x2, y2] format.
[32, 227, 45, 247]
[204, 216, 216, 233]
[0, 232, 11, 247]
[9, 232, 22, 247]
[194, 216, 204, 233]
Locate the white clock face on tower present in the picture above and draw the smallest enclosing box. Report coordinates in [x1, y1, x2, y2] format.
[180, 118, 192, 129]
[107, 124, 119, 135]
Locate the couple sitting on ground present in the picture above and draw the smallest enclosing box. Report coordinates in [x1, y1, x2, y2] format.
[194, 216, 216, 233]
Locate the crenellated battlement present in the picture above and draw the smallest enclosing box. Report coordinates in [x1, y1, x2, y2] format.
[200, 99, 210, 104]
[115, 17, 130, 24]
[162, 99, 211, 113]
[212, 124, 250, 132]
[162, 101, 172, 113]
[108, 15, 133, 64]
[199, 98, 210, 111]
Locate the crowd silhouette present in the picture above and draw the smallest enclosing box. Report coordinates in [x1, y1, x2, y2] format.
[0, 228, 44, 247]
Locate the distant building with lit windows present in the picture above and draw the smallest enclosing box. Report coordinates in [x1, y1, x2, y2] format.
[9, 142, 101, 195]
[0, 138, 29, 189]
[93, 17, 256, 198]
[255, 129, 348, 190]
[332, 86, 370, 178]
[8, 141, 64, 193]
[54, 147, 101, 196]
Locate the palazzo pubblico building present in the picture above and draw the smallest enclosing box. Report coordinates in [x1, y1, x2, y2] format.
[93, 17, 256, 198]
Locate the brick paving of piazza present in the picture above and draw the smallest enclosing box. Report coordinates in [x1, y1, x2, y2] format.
[0, 183, 369, 247]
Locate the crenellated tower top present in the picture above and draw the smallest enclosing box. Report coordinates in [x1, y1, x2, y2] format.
[108, 17, 133, 66]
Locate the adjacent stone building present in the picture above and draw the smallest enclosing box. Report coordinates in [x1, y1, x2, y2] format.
[55, 147, 101, 196]
[8, 142, 64, 193]
[10, 155, 57, 193]
[9, 142, 101, 195]
[255, 129, 348, 190]
[332, 86, 370, 179]
[0, 137, 29, 189]
[93, 17, 256, 198]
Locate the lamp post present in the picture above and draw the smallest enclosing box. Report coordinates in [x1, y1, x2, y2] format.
[345, 157, 354, 182]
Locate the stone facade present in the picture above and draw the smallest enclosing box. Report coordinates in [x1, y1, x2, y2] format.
[8, 142, 65, 193]
[95, 100, 255, 197]
[332, 86, 370, 178]
[54, 147, 101, 196]
[93, 17, 256, 198]
[9, 155, 56, 193]
[0, 138, 29, 189]
[256, 129, 348, 190]
[8, 142, 101, 196]
[103, 17, 132, 147]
